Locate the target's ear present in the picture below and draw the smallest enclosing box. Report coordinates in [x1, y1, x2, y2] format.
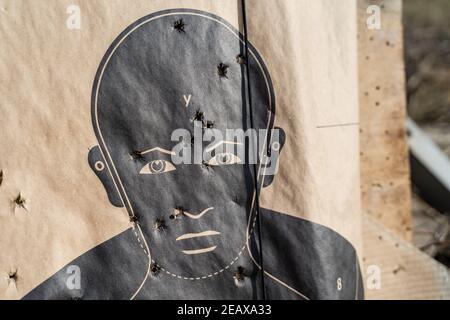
[262, 127, 286, 188]
[88, 146, 124, 208]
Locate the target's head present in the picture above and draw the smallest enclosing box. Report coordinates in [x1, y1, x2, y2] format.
[88, 9, 283, 278]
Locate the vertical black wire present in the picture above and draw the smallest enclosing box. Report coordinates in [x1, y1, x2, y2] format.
[240, 0, 266, 300]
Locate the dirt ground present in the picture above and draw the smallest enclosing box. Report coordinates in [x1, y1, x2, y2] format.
[403, 0, 450, 266]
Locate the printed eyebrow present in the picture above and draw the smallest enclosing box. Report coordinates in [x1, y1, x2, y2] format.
[183, 207, 214, 220]
[205, 141, 243, 153]
[139, 147, 175, 156]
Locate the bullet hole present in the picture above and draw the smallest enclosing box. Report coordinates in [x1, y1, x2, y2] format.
[364, 92, 369, 96]
[170, 207, 185, 220]
[13, 193, 27, 211]
[205, 121, 214, 129]
[386, 41, 391, 47]
[406, 129, 412, 137]
[376, 86, 381, 90]
[372, 182, 382, 188]
[130, 150, 144, 161]
[236, 54, 246, 65]
[173, 19, 185, 33]
[8, 269, 18, 283]
[217, 63, 229, 79]
[234, 266, 246, 286]
[202, 160, 212, 171]
[393, 265, 405, 275]
[153, 218, 167, 231]
[267, 147, 272, 158]
[375, 101, 380, 106]
[378, 235, 383, 241]
[366, 56, 370, 60]
[150, 262, 161, 276]
[192, 109, 205, 123]
[191, 110, 213, 129]
[130, 215, 139, 224]
[191, 110, 214, 129]
[0, 170, 3, 187]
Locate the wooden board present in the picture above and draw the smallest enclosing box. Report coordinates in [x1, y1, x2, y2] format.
[358, 0, 412, 241]
[363, 215, 450, 300]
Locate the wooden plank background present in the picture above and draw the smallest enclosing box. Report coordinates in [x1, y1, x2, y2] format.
[358, 0, 412, 241]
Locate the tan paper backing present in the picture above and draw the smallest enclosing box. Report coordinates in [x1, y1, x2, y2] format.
[0, 0, 361, 299]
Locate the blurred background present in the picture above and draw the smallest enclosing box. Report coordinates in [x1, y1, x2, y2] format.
[404, 0, 450, 267]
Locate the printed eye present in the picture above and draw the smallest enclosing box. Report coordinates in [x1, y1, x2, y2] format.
[207, 153, 242, 166]
[140, 160, 176, 175]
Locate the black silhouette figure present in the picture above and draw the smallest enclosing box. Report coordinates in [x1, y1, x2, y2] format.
[24, 9, 364, 300]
